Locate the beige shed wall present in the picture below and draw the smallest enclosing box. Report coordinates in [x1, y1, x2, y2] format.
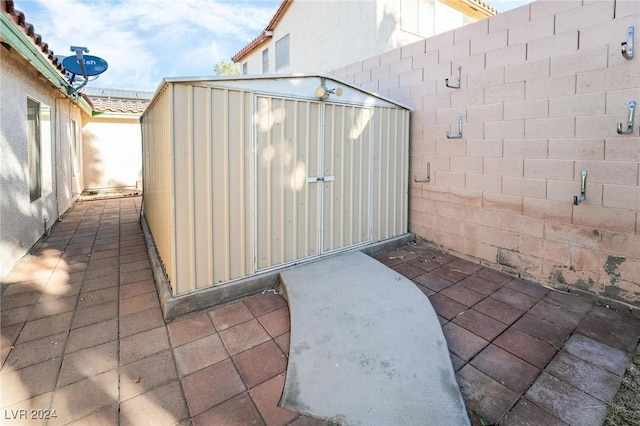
[1, 46, 84, 279]
[335, 0, 640, 304]
[142, 78, 410, 297]
[82, 116, 142, 189]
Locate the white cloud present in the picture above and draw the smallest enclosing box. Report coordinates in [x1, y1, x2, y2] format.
[16, 0, 279, 90]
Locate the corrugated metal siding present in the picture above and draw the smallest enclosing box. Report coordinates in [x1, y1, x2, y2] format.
[373, 107, 409, 241]
[323, 104, 372, 252]
[256, 96, 322, 270]
[142, 86, 176, 288]
[171, 85, 253, 295]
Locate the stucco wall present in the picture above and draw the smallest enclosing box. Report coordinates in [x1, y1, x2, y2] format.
[82, 116, 142, 189]
[240, 0, 472, 75]
[0, 46, 83, 279]
[335, 0, 640, 304]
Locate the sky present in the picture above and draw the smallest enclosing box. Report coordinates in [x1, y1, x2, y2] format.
[15, 0, 531, 92]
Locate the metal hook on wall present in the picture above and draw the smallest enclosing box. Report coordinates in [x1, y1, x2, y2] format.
[621, 26, 634, 60]
[445, 66, 461, 89]
[414, 162, 430, 183]
[617, 101, 636, 135]
[446, 116, 463, 139]
[573, 170, 587, 205]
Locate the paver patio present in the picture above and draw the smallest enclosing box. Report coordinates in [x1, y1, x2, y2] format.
[1, 196, 639, 425]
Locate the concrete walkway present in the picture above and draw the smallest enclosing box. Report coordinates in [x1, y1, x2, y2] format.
[1, 196, 639, 425]
[280, 251, 469, 425]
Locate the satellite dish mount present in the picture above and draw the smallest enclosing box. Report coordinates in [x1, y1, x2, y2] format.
[63, 46, 108, 95]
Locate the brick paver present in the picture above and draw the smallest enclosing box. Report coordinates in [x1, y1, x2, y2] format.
[1, 197, 638, 425]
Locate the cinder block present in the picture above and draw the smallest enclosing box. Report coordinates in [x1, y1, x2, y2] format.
[471, 30, 509, 55]
[450, 56, 485, 81]
[525, 117, 574, 139]
[389, 85, 411, 101]
[435, 229, 465, 253]
[353, 69, 371, 85]
[399, 68, 423, 87]
[518, 215, 545, 238]
[380, 48, 402, 65]
[412, 81, 437, 99]
[450, 188, 483, 207]
[574, 160, 639, 186]
[481, 224, 521, 250]
[463, 122, 484, 140]
[571, 246, 601, 274]
[603, 185, 639, 211]
[360, 80, 378, 92]
[371, 63, 390, 80]
[435, 199, 466, 219]
[577, 63, 640, 94]
[412, 110, 437, 128]
[549, 92, 605, 117]
[616, 0, 640, 18]
[527, 31, 579, 62]
[450, 156, 483, 173]
[524, 159, 574, 180]
[332, 66, 348, 78]
[413, 50, 439, 70]
[505, 58, 550, 83]
[421, 185, 451, 203]
[468, 67, 505, 88]
[467, 103, 503, 122]
[454, 18, 488, 43]
[401, 40, 426, 59]
[422, 93, 451, 111]
[346, 61, 363, 75]
[600, 228, 640, 254]
[555, 1, 615, 34]
[436, 74, 468, 94]
[425, 30, 455, 52]
[423, 61, 454, 82]
[548, 139, 605, 160]
[378, 75, 399, 91]
[362, 55, 381, 71]
[576, 115, 632, 139]
[502, 176, 547, 198]
[530, 0, 585, 21]
[465, 173, 502, 193]
[435, 171, 465, 188]
[605, 88, 640, 114]
[484, 157, 524, 177]
[508, 15, 554, 45]
[550, 45, 608, 77]
[451, 87, 485, 108]
[526, 74, 576, 100]
[485, 81, 525, 103]
[390, 57, 413, 75]
[435, 138, 466, 157]
[546, 180, 603, 205]
[524, 197, 573, 224]
[504, 139, 548, 159]
[435, 107, 467, 125]
[486, 44, 527, 70]
[489, 3, 531, 33]
[604, 138, 640, 161]
[573, 204, 636, 233]
[464, 239, 499, 263]
[504, 99, 549, 120]
[464, 205, 502, 229]
[467, 139, 503, 157]
[522, 235, 543, 258]
[542, 240, 572, 264]
[485, 119, 525, 139]
[439, 40, 470, 63]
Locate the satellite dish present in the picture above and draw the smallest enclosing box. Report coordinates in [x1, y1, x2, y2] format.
[62, 55, 108, 76]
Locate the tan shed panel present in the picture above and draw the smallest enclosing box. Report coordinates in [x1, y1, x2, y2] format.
[142, 76, 410, 297]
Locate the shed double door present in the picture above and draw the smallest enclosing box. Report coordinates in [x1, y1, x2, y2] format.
[256, 96, 372, 270]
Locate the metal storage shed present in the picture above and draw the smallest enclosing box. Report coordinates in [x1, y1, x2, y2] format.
[141, 74, 411, 318]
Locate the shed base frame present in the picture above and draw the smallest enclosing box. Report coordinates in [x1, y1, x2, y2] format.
[140, 213, 414, 321]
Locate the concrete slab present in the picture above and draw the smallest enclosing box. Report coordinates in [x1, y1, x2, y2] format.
[280, 251, 470, 425]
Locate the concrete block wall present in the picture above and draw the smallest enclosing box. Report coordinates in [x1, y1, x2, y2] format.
[334, 0, 640, 304]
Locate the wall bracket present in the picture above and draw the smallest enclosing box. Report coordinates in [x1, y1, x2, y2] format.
[445, 66, 461, 89]
[621, 26, 634, 60]
[413, 162, 431, 183]
[617, 100, 636, 135]
[446, 116, 463, 139]
[573, 170, 587, 205]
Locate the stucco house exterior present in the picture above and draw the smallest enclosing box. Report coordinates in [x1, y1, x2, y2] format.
[0, 0, 93, 279]
[232, 0, 497, 75]
[82, 87, 152, 191]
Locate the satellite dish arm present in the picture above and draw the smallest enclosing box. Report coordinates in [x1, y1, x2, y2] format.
[67, 46, 89, 95]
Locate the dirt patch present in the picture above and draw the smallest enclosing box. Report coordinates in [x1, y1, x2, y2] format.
[605, 353, 640, 425]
